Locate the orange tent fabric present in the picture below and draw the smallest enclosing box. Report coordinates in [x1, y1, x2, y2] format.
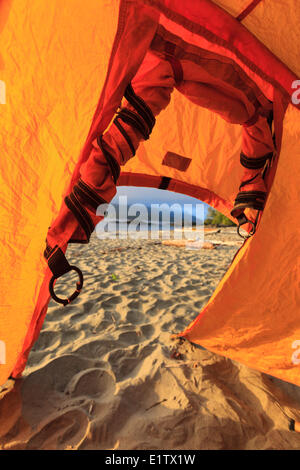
[0, 0, 299, 387]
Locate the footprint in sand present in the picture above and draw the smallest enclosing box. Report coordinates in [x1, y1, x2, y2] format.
[108, 343, 156, 382]
[69, 312, 88, 324]
[118, 330, 142, 346]
[94, 292, 113, 303]
[170, 304, 191, 316]
[101, 296, 123, 309]
[154, 298, 174, 310]
[65, 368, 115, 398]
[91, 319, 112, 333]
[76, 300, 99, 314]
[26, 409, 89, 450]
[74, 339, 119, 359]
[127, 299, 145, 310]
[140, 324, 155, 339]
[19, 356, 97, 421]
[126, 310, 144, 324]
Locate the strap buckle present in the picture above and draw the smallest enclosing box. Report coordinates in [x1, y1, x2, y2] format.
[236, 214, 257, 239]
[49, 265, 83, 307]
[45, 245, 84, 306]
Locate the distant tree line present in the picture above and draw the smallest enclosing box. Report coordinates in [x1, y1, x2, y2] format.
[204, 207, 235, 227]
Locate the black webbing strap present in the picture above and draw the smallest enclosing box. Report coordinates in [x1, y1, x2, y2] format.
[44, 243, 53, 259]
[113, 118, 136, 156]
[114, 82, 156, 142]
[235, 213, 248, 227]
[96, 134, 120, 184]
[65, 192, 94, 242]
[45, 245, 72, 279]
[231, 184, 267, 239]
[109, 82, 156, 161]
[124, 83, 155, 132]
[73, 178, 107, 212]
[233, 107, 274, 239]
[231, 189, 267, 239]
[115, 108, 148, 140]
[159, 176, 171, 190]
[240, 151, 273, 169]
[232, 190, 267, 213]
[115, 108, 150, 140]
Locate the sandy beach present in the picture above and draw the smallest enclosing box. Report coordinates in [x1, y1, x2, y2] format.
[1, 227, 300, 450]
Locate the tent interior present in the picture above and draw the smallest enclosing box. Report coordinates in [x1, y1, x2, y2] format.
[0, 0, 300, 391]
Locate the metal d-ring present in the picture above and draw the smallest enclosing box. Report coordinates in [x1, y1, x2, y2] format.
[49, 266, 84, 306]
[237, 218, 257, 240]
